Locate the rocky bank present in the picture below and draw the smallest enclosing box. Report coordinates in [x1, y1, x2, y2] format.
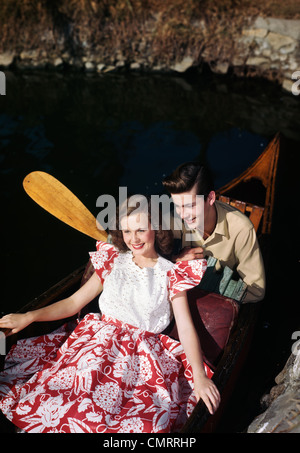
[0, 14, 299, 94]
[248, 351, 300, 433]
[234, 16, 300, 93]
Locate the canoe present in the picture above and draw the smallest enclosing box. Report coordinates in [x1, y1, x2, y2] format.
[181, 132, 280, 432]
[0, 133, 280, 433]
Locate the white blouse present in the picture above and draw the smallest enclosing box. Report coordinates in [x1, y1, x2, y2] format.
[89, 241, 207, 334]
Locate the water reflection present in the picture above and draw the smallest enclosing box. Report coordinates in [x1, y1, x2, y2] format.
[206, 128, 267, 188]
[104, 119, 200, 194]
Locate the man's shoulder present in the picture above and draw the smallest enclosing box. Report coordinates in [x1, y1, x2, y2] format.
[216, 200, 253, 230]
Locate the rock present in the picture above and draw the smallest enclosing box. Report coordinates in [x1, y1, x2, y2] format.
[171, 56, 194, 73]
[287, 58, 297, 70]
[232, 56, 246, 66]
[96, 63, 105, 72]
[248, 388, 300, 433]
[115, 60, 125, 68]
[130, 62, 141, 70]
[261, 49, 272, 58]
[266, 32, 296, 52]
[102, 65, 116, 73]
[242, 28, 268, 39]
[211, 61, 229, 74]
[248, 352, 300, 433]
[0, 52, 15, 67]
[84, 61, 94, 71]
[20, 49, 39, 60]
[246, 56, 270, 66]
[253, 17, 300, 41]
[53, 57, 63, 67]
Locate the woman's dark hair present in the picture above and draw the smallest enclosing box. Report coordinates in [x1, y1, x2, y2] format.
[162, 162, 214, 200]
[109, 195, 174, 257]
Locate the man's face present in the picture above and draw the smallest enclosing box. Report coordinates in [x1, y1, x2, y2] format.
[171, 184, 206, 231]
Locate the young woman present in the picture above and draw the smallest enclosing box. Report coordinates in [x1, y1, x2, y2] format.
[0, 197, 220, 433]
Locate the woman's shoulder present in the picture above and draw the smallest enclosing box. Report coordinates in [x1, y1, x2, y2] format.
[157, 255, 174, 272]
[89, 241, 120, 283]
[95, 240, 118, 253]
[89, 241, 119, 271]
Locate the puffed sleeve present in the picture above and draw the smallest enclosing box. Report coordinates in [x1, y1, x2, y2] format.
[167, 259, 207, 300]
[89, 240, 119, 285]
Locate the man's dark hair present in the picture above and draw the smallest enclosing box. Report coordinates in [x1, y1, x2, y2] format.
[162, 162, 214, 199]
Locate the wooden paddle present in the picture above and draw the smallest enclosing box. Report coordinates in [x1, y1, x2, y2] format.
[23, 171, 108, 242]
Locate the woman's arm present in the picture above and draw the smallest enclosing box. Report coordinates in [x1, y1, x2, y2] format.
[0, 272, 102, 336]
[171, 290, 220, 415]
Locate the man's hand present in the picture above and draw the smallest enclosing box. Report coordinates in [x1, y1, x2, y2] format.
[175, 246, 205, 261]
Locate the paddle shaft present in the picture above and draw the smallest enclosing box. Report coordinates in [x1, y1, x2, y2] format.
[23, 172, 108, 242]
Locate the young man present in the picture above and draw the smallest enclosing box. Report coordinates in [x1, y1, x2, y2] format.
[162, 162, 265, 303]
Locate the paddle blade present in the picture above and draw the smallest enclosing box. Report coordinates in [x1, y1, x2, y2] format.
[23, 171, 107, 241]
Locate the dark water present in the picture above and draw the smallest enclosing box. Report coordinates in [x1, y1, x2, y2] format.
[1, 68, 299, 431]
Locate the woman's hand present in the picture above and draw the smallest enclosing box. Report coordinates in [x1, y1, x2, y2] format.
[0, 312, 34, 335]
[171, 291, 220, 416]
[194, 374, 221, 415]
[0, 273, 103, 337]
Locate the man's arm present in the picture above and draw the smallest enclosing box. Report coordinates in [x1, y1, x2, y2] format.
[235, 227, 266, 303]
[173, 246, 205, 262]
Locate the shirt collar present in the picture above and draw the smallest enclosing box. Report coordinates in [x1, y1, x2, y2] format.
[213, 200, 229, 239]
[190, 200, 229, 242]
[181, 200, 229, 242]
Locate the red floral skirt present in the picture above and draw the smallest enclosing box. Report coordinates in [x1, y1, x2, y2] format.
[0, 313, 213, 433]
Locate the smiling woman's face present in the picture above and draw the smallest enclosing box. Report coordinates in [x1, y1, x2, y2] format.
[121, 212, 156, 257]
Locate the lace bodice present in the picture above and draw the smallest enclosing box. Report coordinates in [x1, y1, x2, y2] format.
[99, 253, 173, 333]
[89, 241, 207, 334]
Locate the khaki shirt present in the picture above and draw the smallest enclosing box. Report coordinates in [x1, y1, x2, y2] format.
[173, 201, 266, 303]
